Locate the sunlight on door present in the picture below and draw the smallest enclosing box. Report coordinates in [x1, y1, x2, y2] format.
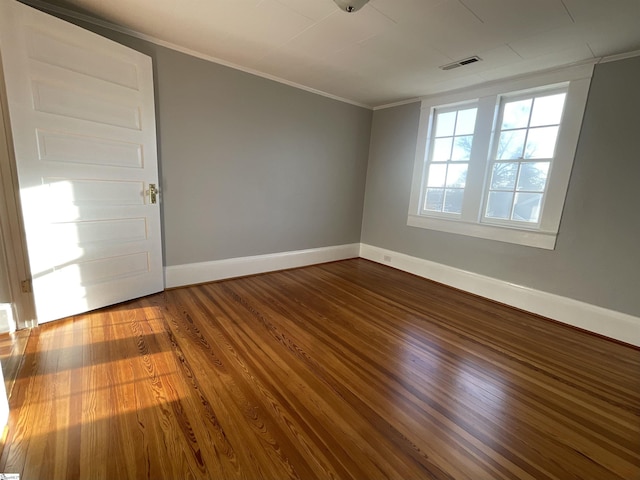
[22, 179, 155, 322]
[22, 180, 87, 318]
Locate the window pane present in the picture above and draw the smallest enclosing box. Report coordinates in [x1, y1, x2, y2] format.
[512, 193, 543, 222]
[486, 191, 513, 219]
[530, 93, 566, 127]
[452, 136, 473, 160]
[524, 126, 559, 159]
[446, 163, 467, 188]
[444, 189, 463, 214]
[517, 162, 550, 192]
[501, 99, 532, 129]
[427, 163, 447, 187]
[455, 108, 477, 135]
[435, 111, 456, 137]
[432, 137, 452, 161]
[490, 162, 518, 190]
[497, 129, 526, 159]
[425, 188, 444, 211]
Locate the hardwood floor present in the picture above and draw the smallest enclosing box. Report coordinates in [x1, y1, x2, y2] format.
[0, 259, 638, 479]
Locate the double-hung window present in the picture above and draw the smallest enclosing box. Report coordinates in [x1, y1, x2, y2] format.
[423, 105, 477, 215]
[485, 89, 566, 225]
[408, 64, 593, 249]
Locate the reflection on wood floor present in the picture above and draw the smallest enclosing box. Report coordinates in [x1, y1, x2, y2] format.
[0, 259, 638, 479]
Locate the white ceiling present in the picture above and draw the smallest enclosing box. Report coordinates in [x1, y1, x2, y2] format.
[32, 0, 640, 108]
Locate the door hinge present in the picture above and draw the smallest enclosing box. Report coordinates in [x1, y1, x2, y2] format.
[21, 279, 32, 293]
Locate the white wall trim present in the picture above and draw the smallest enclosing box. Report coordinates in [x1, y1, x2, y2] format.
[20, 0, 372, 110]
[373, 97, 421, 111]
[165, 243, 360, 288]
[600, 49, 640, 64]
[20, 1, 640, 111]
[164, 242, 640, 346]
[407, 214, 558, 249]
[359, 243, 640, 347]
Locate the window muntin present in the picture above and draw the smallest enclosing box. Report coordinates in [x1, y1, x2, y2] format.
[422, 106, 477, 215]
[484, 91, 567, 225]
[407, 64, 593, 249]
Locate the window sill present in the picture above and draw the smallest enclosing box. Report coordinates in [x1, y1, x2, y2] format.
[407, 214, 557, 249]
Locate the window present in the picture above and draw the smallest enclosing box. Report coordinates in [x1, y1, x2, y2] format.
[423, 105, 477, 215]
[485, 90, 566, 225]
[408, 64, 593, 249]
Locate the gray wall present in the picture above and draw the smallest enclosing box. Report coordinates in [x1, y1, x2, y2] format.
[50, 15, 372, 267]
[361, 56, 640, 317]
[155, 49, 371, 266]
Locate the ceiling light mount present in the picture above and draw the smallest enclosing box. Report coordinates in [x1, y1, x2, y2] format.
[333, 0, 369, 13]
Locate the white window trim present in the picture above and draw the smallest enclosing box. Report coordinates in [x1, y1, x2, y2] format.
[408, 63, 594, 249]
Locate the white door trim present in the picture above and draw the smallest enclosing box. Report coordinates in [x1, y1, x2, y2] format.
[0, 69, 35, 329]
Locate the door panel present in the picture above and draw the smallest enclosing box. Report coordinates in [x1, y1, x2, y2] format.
[0, 0, 163, 323]
[36, 129, 143, 168]
[31, 79, 142, 129]
[25, 26, 140, 89]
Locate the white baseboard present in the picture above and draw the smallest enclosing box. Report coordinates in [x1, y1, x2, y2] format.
[360, 243, 640, 347]
[164, 243, 360, 289]
[163, 242, 639, 346]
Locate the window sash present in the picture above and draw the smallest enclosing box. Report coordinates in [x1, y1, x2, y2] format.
[482, 87, 568, 228]
[407, 63, 593, 249]
[420, 103, 478, 217]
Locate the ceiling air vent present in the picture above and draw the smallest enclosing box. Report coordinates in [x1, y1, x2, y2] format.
[440, 56, 482, 71]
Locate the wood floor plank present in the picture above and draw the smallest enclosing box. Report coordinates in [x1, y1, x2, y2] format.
[0, 258, 638, 479]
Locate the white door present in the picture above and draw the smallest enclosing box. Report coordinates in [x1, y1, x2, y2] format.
[0, 0, 163, 323]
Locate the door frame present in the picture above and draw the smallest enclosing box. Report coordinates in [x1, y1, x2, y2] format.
[0, 54, 36, 330]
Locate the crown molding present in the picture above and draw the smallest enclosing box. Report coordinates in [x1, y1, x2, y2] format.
[599, 49, 640, 64]
[19, 0, 373, 110]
